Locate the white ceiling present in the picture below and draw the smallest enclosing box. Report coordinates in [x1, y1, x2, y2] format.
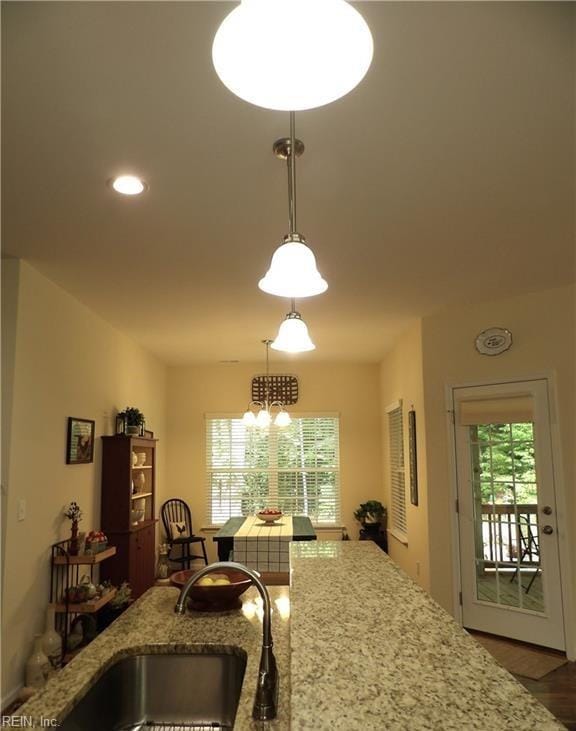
[3, 2, 574, 364]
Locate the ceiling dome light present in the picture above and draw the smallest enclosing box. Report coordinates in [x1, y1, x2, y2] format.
[271, 311, 316, 353]
[212, 0, 373, 111]
[259, 234, 327, 298]
[111, 175, 146, 196]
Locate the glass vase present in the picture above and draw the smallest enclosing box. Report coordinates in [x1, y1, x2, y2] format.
[42, 607, 63, 671]
[25, 635, 51, 689]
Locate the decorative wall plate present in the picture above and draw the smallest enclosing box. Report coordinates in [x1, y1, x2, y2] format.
[475, 328, 512, 356]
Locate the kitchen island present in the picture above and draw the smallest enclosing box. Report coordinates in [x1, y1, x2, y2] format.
[16, 541, 562, 729]
[290, 541, 562, 730]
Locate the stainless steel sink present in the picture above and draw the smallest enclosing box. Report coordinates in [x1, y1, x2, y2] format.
[59, 650, 247, 731]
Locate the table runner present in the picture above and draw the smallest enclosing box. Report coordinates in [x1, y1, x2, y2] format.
[233, 515, 294, 572]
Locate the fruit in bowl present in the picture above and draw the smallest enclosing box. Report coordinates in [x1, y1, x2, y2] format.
[170, 568, 252, 611]
[256, 508, 283, 523]
[85, 530, 108, 554]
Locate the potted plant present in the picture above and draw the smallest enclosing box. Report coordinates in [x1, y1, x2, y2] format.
[354, 500, 387, 536]
[121, 407, 145, 436]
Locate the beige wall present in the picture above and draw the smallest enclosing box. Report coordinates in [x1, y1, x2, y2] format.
[165, 362, 383, 562]
[1, 261, 167, 703]
[421, 284, 575, 626]
[380, 321, 430, 590]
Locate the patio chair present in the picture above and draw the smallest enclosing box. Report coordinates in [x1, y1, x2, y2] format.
[510, 515, 540, 594]
[160, 498, 208, 570]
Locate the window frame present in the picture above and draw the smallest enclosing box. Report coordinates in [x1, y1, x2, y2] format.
[386, 399, 408, 544]
[204, 411, 341, 528]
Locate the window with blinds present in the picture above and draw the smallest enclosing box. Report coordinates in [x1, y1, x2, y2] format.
[206, 415, 340, 526]
[387, 401, 407, 539]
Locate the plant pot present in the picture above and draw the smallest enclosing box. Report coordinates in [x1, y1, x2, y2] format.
[361, 522, 381, 536]
[126, 426, 140, 436]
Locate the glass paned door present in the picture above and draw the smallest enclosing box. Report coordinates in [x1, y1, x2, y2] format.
[453, 380, 565, 651]
[470, 423, 543, 614]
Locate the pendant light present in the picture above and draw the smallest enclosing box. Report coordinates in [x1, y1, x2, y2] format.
[259, 112, 327, 299]
[243, 340, 292, 427]
[271, 307, 315, 353]
[212, 0, 374, 112]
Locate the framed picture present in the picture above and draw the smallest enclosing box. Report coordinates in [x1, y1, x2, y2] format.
[144, 429, 154, 439]
[66, 417, 95, 464]
[408, 409, 418, 506]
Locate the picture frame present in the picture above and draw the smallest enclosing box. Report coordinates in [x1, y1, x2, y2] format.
[408, 409, 418, 506]
[144, 429, 154, 439]
[66, 417, 95, 464]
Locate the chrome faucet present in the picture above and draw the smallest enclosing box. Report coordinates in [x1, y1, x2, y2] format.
[174, 561, 279, 721]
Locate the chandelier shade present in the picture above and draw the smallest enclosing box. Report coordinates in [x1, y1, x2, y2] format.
[212, 0, 374, 111]
[242, 409, 257, 426]
[258, 235, 328, 298]
[274, 409, 292, 427]
[271, 312, 316, 353]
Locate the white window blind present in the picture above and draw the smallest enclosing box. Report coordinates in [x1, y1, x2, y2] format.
[387, 401, 407, 538]
[206, 415, 340, 526]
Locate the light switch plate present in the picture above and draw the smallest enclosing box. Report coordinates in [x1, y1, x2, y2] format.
[17, 498, 26, 521]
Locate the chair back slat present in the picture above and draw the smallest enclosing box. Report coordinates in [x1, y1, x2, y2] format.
[161, 498, 194, 538]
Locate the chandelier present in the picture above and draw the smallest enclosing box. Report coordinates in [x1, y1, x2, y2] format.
[212, 0, 374, 112]
[243, 340, 292, 428]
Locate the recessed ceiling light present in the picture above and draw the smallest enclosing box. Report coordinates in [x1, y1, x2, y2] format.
[111, 175, 147, 196]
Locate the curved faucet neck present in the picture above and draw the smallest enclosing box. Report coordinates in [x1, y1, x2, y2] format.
[173, 560, 278, 721]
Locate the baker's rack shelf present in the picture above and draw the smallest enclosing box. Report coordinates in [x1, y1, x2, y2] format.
[49, 588, 117, 614]
[49, 539, 117, 662]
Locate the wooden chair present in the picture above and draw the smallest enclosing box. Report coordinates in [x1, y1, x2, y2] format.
[160, 498, 208, 570]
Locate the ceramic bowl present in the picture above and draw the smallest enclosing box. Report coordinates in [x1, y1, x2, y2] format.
[131, 508, 145, 524]
[170, 568, 253, 611]
[256, 511, 283, 524]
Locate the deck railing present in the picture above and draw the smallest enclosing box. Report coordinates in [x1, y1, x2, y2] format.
[480, 504, 539, 565]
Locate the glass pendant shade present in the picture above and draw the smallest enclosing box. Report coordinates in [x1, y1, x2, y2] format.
[274, 409, 292, 427]
[255, 408, 272, 428]
[212, 0, 373, 111]
[272, 313, 316, 353]
[243, 409, 257, 426]
[259, 237, 328, 298]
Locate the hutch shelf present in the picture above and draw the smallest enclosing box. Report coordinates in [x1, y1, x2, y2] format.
[100, 435, 158, 598]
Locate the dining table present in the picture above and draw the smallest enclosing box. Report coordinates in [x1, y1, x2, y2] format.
[213, 515, 317, 576]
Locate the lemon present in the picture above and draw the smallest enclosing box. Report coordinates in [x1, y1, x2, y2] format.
[213, 578, 231, 585]
[198, 577, 214, 586]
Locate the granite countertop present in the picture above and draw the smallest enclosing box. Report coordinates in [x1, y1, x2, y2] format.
[289, 541, 563, 730]
[16, 584, 291, 729]
[16, 542, 563, 730]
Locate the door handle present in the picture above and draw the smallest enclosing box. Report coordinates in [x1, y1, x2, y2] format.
[542, 506, 552, 515]
[542, 525, 554, 535]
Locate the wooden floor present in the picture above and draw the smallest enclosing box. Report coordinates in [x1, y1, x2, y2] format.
[470, 629, 576, 729]
[516, 660, 576, 729]
[476, 570, 544, 613]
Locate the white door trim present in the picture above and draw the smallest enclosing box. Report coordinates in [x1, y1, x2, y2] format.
[445, 373, 574, 659]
